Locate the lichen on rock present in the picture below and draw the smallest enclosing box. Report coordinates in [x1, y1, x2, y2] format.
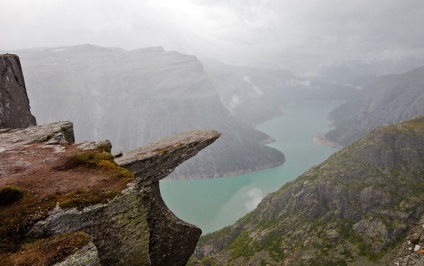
[0, 120, 220, 265]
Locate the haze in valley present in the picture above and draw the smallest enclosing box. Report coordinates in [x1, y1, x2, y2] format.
[1, 0, 423, 73]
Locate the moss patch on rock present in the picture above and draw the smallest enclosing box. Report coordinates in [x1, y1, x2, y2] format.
[58, 189, 120, 210]
[56, 149, 134, 181]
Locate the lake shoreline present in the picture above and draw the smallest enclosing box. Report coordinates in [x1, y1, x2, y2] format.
[163, 159, 285, 181]
[161, 101, 342, 234]
[313, 134, 343, 148]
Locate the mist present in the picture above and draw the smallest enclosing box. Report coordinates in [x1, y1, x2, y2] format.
[3, 1, 424, 262]
[1, 0, 423, 73]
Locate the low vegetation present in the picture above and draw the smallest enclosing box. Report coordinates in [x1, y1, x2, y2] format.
[0, 147, 135, 263]
[2, 232, 92, 266]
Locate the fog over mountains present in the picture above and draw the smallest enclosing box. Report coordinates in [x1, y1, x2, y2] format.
[326, 65, 424, 146]
[3, 1, 424, 73]
[202, 59, 357, 125]
[10, 43, 424, 179]
[2, 1, 424, 265]
[15, 44, 286, 180]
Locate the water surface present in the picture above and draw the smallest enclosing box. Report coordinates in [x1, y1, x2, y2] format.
[160, 102, 340, 234]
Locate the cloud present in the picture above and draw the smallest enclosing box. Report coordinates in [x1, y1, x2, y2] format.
[1, 0, 423, 71]
[244, 187, 264, 211]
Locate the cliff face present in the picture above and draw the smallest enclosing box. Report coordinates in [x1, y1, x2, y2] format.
[13, 45, 284, 180]
[0, 121, 220, 265]
[325, 66, 424, 146]
[194, 116, 424, 265]
[0, 54, 36, 129]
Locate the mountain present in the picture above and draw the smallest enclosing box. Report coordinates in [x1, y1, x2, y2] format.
[0, 54, 36, 128]
[325, 66, 424, 146]
[193, 116, 424, 265]
[310, 58, 424, 86]
[202, 59, 358, 126]
[11, 45, 284, 179]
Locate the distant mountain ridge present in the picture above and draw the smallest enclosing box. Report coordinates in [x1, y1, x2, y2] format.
[202, 59, 358, 126]
[325, 66, 424, 146]
[310, 58, 424, 86]
[12, 44, 284, 179]
[194, 116, 424, 265]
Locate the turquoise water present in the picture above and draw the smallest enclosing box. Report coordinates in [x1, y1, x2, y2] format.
[160, 102, 341, 234]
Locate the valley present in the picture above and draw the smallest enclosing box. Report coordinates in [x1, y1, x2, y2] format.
[161, 101, 341, 234]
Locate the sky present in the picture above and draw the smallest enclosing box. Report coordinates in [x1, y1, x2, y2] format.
[1, 0, 423, 72]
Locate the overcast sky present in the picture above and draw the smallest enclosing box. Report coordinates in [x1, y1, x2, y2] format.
[1, 0, 423, 71]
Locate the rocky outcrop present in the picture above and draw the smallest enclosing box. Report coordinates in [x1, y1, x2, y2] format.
[194, 116, 424, 265]
[0, 54, 36, 129]
[54, 241, 101, 266]
[395, 215, 424, 266]
[0, 121, 220, 265]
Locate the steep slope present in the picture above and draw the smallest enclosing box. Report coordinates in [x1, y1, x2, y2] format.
[0, 54, 36, 128]
[202, 59, 357, 126]
[325, 66, 424, 146]
[194, 116, 424, 265]
[13, 45, 284, 179]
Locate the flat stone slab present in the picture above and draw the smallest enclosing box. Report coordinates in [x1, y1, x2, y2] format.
[115, 129, 221, 183]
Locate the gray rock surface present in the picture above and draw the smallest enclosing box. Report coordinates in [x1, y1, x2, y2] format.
[395, 215, 424, 266]
[29, 185, 151, 265]
[54, 241, 101, 266]
[1, 120, 220, 265]
[0, 121, 74, 149]
[0, 54, 36, 128]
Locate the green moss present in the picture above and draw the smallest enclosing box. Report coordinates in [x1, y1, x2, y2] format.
[0, 186, 24, 207]
[95, 143, 112, 153]
[199, 256, 219, 266]
[186, 257, 196, 266]
[229, 231, 254, 260]
[96, 160, 134, 181]
[58, 190, 120, 210]
[253, 232, 285, 261]
[58, 150, 135, 181]
[70, 151, 114, 167]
